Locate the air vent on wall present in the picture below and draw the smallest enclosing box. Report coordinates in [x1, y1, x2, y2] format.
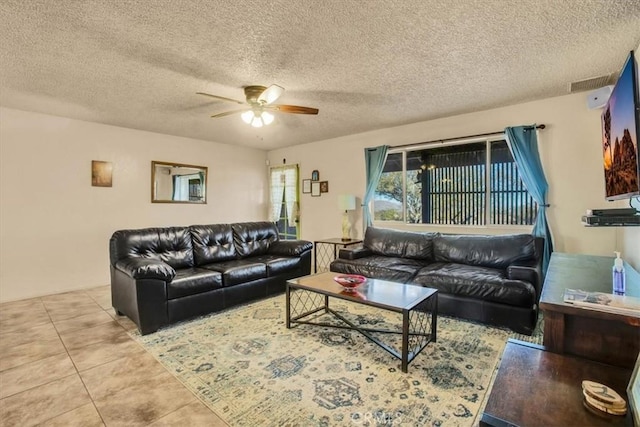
[569, 74, 615, 93]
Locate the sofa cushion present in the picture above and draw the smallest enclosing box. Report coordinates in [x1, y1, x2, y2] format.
[250, 255, 301, 276]
[433, 234, 537, 269]
[168, 268, 223, 299]
[190, 224, 237, 265]
[201, 259, 267, 286]
[232, 222, 279, 257]
[330, 255, 430, 283]
[412, 263, 536, 307]
[364, 227, 437, 260]
[109, 227, 194, 269]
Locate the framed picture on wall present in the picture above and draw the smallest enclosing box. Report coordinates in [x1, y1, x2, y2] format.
[302, 179, 311, 194]
[92, 160, 113, 187]
[311, 181, 321, 197]
[320, 181, 329, 193]
[311, 170, 319, 181]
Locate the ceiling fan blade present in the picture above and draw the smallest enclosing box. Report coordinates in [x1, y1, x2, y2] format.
[197, 92, 245, 105]
[210, 109, 248, 118]
[270, 104, 319, 115]
[257, 84, 284, 105]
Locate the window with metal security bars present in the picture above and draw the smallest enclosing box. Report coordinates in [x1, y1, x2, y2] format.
[374, 139, 537, 226]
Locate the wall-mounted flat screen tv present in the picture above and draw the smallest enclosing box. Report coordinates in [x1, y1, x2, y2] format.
[601, 50, 640, 200]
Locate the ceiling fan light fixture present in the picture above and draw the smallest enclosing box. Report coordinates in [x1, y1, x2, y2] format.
[241, 110, 254, 124]
[251, 116, 263, 128]
[261, 111, 274, 125]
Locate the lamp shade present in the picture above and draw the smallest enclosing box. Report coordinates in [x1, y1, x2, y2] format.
[338, 194, 356, 211]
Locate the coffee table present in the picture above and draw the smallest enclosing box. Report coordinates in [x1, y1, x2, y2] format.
[285, 272, 438, 373]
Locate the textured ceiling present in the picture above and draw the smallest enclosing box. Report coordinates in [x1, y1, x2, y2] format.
[1, 0, 639, 150]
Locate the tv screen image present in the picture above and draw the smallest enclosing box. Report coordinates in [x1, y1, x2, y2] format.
[601, 50, 640, 200]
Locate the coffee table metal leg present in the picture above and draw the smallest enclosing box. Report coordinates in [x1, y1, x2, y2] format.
[325, 295, 329, 312]
[285, 284, 291, 329]
[401, 309, 409, 373]
[432, 294, 438, 342]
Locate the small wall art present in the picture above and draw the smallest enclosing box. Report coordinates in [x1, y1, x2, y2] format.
[311, 181, 321, 197]
[92, 160, 113, 187]
[311, 170, 319, 181]
[302, 179, 311, 194]
[320, 181, 329, 193]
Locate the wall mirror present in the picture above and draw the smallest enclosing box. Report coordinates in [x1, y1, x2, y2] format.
[151, 161, 207, 204]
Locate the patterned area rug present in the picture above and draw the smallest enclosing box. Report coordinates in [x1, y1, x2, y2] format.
[132, 295, 542, 426]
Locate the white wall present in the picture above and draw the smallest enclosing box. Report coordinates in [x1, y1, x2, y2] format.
[268, 92, 640, 270]
[0, 107, 268, 302]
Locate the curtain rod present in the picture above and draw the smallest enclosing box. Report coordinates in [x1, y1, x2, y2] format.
[388, 124, 546, 150]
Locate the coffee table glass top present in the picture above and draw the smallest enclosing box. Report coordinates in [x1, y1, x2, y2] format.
[287, 272, 436, 310]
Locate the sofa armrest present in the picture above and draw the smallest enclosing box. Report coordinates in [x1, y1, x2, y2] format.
[338, 247, 372, 260]
[507, 259, 542, 299]
[115, 258, 176, 281]
[268, 240, 313, 257]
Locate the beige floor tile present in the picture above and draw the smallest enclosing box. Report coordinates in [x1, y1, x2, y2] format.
[0, 374, 91, 427]
[148, 401, 228, 426]
[94, 371, 195, 426]
[0, 337, 66, 372]
[106, 309, 139, 332]
[92, 295, 112, 311]
[37, 402, 105, 427]
[58, 321, 124, 351]
[41, 291, 92, 304]
[69, 332, 145, 372]
[80, 350, 168, 400]
[0, 322, 59, 351]
[0, 299, 51, 333]
[44, 299, 104, 323]
[85, 285, 110, 299]
[53, 310, 114, 334]
[0, 353, 76, 399]
[86, 286, 111, 306]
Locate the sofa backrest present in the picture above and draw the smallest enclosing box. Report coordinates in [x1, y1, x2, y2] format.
[433, 233, 538, 269]
[364, 227, 438, 260]
[190, 224, 237, 265]
[109, 227, 194, 269]
[232, 222, 279, 257]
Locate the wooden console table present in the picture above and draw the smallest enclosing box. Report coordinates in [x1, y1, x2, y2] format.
[480, 340, 633, 426]
[539, 253, 640, 369]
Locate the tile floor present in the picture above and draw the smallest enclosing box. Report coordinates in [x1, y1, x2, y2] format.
[0, 286, 228, 426]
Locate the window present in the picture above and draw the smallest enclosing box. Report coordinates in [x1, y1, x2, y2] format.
[269, 165, 299, 240]
[374, 138, 536, 226]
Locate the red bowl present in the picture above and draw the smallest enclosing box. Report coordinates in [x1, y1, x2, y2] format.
[334, 274, 367, 289]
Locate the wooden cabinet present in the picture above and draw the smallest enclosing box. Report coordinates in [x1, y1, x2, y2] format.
[539, 253, 640, 369]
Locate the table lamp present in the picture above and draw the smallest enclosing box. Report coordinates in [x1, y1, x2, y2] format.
[338, 194, 356, 241]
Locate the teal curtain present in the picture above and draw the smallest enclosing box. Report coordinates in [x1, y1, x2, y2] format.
[363, 145, 389, 231]
[505, 125, 553, 273]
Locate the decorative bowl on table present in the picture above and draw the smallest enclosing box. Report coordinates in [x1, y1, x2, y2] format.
[333, 274, 367, 290]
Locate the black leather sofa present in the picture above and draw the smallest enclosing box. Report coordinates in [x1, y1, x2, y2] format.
[330, 227, 543, 335]
[110, 221, 312, 334]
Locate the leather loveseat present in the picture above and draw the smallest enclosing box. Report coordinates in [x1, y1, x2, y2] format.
[330, 227, 543, 335]
[110, 221, 312, 334]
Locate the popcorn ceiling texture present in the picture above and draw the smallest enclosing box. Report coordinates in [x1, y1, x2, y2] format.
[0, 0, 639, 150]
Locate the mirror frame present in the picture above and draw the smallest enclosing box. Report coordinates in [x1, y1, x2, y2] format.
[151, 161, 208, 204]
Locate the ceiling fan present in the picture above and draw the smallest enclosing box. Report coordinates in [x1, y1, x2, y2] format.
[196, 84, 319, 127]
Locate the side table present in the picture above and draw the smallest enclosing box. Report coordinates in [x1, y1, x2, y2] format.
[480, 339, 633, 427]
[313, 238, 362, 273]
